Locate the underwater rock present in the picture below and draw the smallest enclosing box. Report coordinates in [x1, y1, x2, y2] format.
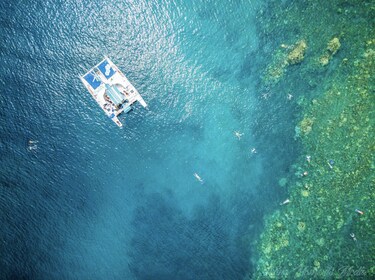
[319, 54, 330, 66]
[263, 245, 272, 255]
[297, 221, 306, 231]
[278, 177, 288, 187]
[319, 37, 341, 66]
[301, 190, 309, 197]
[298, 116, 314, 135]
[263, 49, 289, 85]
[316, 238, 325, 246]
[287, 40, 307, 65]
[363, 48, 375, 58]
[266, 65, 285, 83]
[281, 238, 289, 247]
[327, 37, 341, 55]
[264, 39, 308, 84]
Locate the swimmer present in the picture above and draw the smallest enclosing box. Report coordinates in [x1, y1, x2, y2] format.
[193, 173, 204, 183]
[251, 147, 257, 154]
[306, 155, 311, 163]
[234, 131, 244, 140]
[287, 93, 293, 100]
[280, 199, 290, 205]
[234, 131, 243, 140]
[28, 139, 38, 151]
[28, 145, 37, 151]
[350, 233, 357, 242]
[261, 92, 270, 100]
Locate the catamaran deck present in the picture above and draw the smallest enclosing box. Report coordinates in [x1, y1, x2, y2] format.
[80, 57, 147, 127]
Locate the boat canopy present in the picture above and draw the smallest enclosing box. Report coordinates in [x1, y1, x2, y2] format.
[105, 84, 125, 105]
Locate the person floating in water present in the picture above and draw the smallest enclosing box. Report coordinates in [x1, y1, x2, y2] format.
[280, 199, 290, 205]
[28, 140, 38, 151]
[306, 155, 311, 163]
[251, 147, 257, 154]
[234, 131, 244, 140]
[287, 93, 293, 100]
[28, 145, 37, 151]
[261, 92, 270, 100]
[193, 173, 204, 183]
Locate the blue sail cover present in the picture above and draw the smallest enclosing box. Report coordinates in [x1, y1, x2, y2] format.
[98, 60, 115, 79]
[83, 72, 102, 90]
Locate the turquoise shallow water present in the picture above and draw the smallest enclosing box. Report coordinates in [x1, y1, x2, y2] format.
[0, 0, 300, 279]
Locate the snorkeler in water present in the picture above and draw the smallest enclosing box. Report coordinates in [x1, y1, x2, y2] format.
[28, 139, 38, 151]
[234, 131, 244, 140]
[350, 233, 357, 242]
[193, 173, 204, 183]
[28, 145, 37, 151]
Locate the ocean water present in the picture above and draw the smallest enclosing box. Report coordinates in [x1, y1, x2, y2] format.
[0, 0, 300, 279]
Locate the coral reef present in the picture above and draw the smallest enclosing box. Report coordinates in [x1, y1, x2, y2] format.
[262, 49, 288, 85]
[297, 221, 306, 232]
[313, 260, 320, 269]
[301, 190, 309, 197]
[327, 37, 341, 54]
[253, 1, 374, 279]
[263, 39, 307, 85]
[319, 37, 341, 66]
[319, 54, 330, 66]
[287, 40, 307, 65]
[256, 45, 374, 277]
[298, 116, 314, 136]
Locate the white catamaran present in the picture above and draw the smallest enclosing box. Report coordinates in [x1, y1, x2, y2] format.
[80, 57, 147, 127]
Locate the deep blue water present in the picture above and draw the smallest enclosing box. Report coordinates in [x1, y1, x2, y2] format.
[0, 0, 299, 279]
